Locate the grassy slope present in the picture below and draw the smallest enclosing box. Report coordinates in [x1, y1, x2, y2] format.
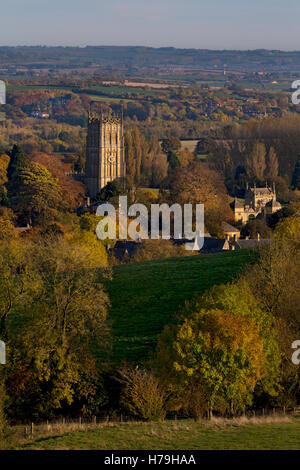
[14, 419, 300, 450]
[103, 251, 256, 363]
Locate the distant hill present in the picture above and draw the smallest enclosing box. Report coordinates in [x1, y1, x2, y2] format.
[103, 250, 256, 363]
[1, 46, 300, 72]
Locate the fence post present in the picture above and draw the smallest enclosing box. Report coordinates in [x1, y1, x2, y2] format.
[93, 415, 97, 425]
[79, 416, 82, 425]
[283, 406, 286, 415]
[31, 422, 34, 437]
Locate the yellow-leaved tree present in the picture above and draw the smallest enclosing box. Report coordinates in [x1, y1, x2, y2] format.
[155, 309, 266, 419]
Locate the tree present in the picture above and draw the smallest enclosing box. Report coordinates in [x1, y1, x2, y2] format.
[266, 147, 279, 181]
[243, 240, 300, 405]
[116, 365, 166, 421]
[0, 155, 9, 185]
[132, 239, 191, 263]
[99, 180, 122, 201]
[30, 152, 85, 210]
[124, 129, 142, 190]
[7, 145, 27, 182]
[5, 237, 110, 420]
[165, 162, 233, 236]
[0, 240, 38, 342]
[268, 206, 296, 229]
[0, 154, 10, 205]
[167, 150, 181, 172]
[161, 137, 181, 154]
[275, 216, 300, 246]
[246, 143, 267, 182]
[13, 161, 63, 227]
[241, 219, 272, 239]
[292, 155, 300, 190]
[155, 309, 266, 418]
[196, 282, 282, 401]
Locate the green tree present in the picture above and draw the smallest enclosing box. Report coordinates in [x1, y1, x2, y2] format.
[167, 150, 181, 172]
[7, 145, 27, 182]
[196, 282, 282, 400]
[0, 240, 39, 341]
[155, 309, 266, 418]
[6, 237, 110, 420]
[292, 154, 300, 190]
[14, 161, 63, 227]
[99, 180, 122, 201]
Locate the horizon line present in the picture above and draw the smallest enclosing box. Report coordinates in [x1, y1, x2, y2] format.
[1, 44, 300, 53]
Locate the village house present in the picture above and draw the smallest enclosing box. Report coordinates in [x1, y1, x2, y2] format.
[222, 221, 241, 240]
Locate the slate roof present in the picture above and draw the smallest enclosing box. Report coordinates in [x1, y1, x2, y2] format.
[200, 238, 229, 253]
[222, 222, 240, 233]
[234, 239, 270, 249]
[112, 240, 140, 260]
[173, 237, 228, 253]
[265, 199, 281, 209]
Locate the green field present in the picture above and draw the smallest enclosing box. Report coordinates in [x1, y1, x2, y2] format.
[87, 85, 159, 97]
[12, 418, 300, 450]
[87, 94, 133, 103]
[103, 251, 256, 363]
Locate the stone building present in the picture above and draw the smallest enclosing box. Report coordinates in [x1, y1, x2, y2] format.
[222, 221, 241, 240]
[234, 183, 281, 224]
[85, 108, 126, 198]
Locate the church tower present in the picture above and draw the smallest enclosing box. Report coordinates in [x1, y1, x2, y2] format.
[85, 108, 126, 198]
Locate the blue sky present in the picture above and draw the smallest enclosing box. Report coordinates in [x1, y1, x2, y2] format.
[0, 0, 298, 50]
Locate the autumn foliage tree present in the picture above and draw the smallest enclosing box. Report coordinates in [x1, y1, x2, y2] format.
[163, 162, 233, 236]
[116, 365, 166, 421]
[29, 152, 85, 209]
[4, 236, 110, 420]
[155, 309, 266, 419]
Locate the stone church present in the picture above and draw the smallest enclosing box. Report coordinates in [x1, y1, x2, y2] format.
[85, 108, 126, 198]
[234, 183, 281, 224]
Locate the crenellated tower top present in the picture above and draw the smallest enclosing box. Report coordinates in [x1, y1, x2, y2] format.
[88, 106, 123, 125]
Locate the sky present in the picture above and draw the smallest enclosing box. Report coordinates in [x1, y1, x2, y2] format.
[0, 0, 299, 50]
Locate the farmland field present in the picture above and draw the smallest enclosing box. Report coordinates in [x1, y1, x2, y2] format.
[10, 417, 300, 450]
[103, 250, 256, 363]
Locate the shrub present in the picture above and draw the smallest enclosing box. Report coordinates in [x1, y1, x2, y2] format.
[116, 365, 166, 421]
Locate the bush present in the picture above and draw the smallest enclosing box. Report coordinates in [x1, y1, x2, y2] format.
[132, 239, 193, 262]
[116, 365, 166, 421]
